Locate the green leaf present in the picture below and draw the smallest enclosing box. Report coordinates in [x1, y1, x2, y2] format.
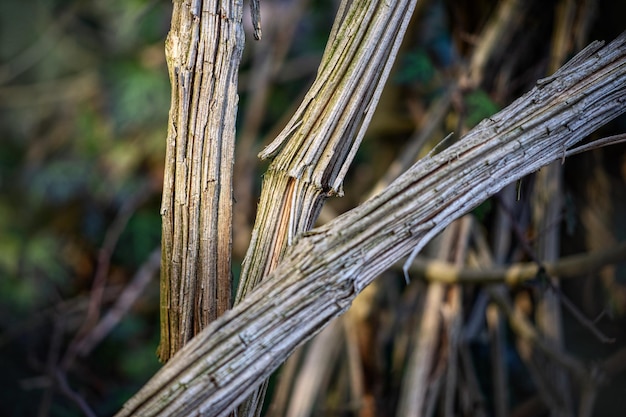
[394, 48, 435, 85]
[465, 89, 499, 128]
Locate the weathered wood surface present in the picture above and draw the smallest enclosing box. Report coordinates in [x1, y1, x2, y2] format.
[233, 1, 418, 413]
[157, 0, 244, 361]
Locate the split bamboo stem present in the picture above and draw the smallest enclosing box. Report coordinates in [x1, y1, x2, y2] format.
[157, 0, 243, 361]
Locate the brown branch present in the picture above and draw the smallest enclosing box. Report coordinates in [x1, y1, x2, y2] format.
[63, 185, 153, 368]
[54, 369, 97, 417]
[116, 32, 626, 417]
[406, 241, 626, 285]
[236, 0, 420, 302]
[157, 0, 243, 361]
[74, 248, 161, 356]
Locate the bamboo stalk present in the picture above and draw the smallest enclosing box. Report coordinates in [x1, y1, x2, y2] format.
[157, 0, 243, 362]
[234, 1, 419, 414]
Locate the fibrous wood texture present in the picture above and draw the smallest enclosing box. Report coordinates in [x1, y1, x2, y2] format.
[236, 0, 418, 302]
[157, 0, 244, 362]
[117, 33, 626, 417]
[234, 1, 418, 413]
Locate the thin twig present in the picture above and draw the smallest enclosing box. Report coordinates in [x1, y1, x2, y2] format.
[498, 197, 618, 344]
[565, 133, 626, 157]
[559, 292, 616, 344]
[251, 0, 262, 40]
[54, 369, 97, 417]
[75, 248, 161, 356]
[63, 185, 153, 368]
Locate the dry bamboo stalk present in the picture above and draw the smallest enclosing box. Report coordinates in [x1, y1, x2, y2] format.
[234, 1, 419, 415]
[157, 0, 243, 362]
[236, 0, 419, 302]
[117, 33, 626, 417]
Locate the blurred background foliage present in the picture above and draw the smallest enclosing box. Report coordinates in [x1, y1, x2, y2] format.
[0, 0, 170, 415]
[0, 0, 625, 416]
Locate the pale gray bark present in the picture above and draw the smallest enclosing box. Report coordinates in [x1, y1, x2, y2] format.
[117, 33, 626, 417]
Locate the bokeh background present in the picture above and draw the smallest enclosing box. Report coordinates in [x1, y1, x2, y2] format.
[1, 0, 625, 416]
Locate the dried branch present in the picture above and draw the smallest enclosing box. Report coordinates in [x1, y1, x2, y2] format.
[54, 369, 97, 417]
[233, 0, 310, 259]
[489, 289, 603, 416]
[407, 241, 626, 285]
[250, 0, 262, 40]
[64, 185, 153, 367]
[565, 133, 626, 156]
[234, 1, 419, 414]
[157, 0, 244, 361]
[236, 0, 419, 302]
[74, 248, 161, 356]
[117, 32, 626, 417]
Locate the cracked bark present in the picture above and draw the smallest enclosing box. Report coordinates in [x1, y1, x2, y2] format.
[157, 0, 244, 362]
